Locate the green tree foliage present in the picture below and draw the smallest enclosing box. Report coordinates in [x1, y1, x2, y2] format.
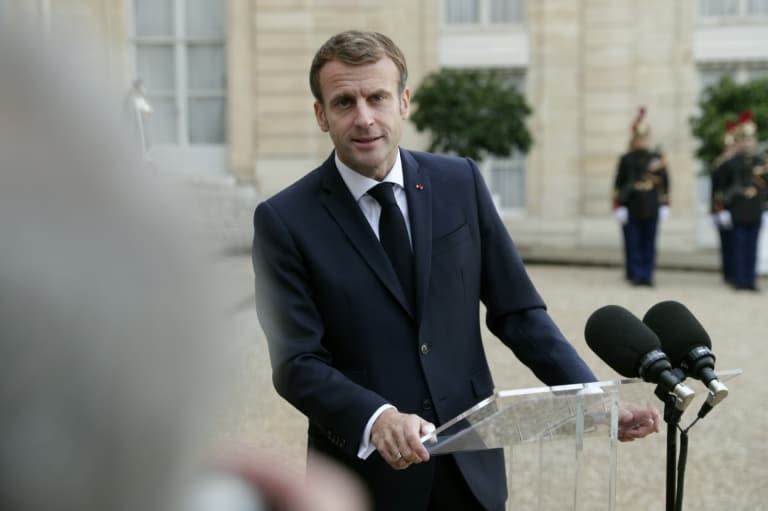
[690, 76, 768, 169]
[410, 68, 532, 162]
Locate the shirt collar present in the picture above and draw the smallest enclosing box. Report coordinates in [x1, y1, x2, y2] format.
[335, 150, 404, 202]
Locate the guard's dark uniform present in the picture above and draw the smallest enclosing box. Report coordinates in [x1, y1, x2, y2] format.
[614, 147, 669, 285]
[717, 151, 767, 289]
[710, 141, 736, 284]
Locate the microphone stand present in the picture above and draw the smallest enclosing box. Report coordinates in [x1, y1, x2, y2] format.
[659, 379, 722, 510]
[655, 380, 684, 511]
[675, 428, 690, 511]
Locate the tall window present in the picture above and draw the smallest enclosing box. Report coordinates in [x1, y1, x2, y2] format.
[698, 63, 768, 91]
[444, 0, 525, 25]
[445, 0, 479, 23]
[130, 0, 227, 147]
[486, 70, 527, 211]
[489, 0, 526, 22]
[700, 0, 768, 17]
[488, 153, 526, 211]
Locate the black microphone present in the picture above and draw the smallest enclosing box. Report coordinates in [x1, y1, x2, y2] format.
[585, 305, 695, 411]
[643, 301, 728, 416]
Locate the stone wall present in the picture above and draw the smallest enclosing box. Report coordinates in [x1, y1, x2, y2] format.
[9, 1, 715, 256]
[515, 0, 699, 252]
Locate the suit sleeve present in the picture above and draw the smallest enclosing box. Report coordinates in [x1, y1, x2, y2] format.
[467, 159, 597, 385]
[252, 201, 388, 458]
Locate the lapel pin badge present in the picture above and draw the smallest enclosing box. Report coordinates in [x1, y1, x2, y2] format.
[415, 183, 424, 191]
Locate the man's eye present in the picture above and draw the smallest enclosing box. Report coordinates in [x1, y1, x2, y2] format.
[335, 98, 352, 108]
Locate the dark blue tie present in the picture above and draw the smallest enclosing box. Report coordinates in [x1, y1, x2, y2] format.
[368, 182, 415, 308]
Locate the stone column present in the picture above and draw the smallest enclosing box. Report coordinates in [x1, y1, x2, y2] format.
[580, 0, 698, 250]
[520, 0, 698, 250]
[524, 0, 584, 246]
[228, 0, 257, 183]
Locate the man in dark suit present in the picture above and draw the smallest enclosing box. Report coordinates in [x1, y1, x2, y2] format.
[253, 30, 658, 511]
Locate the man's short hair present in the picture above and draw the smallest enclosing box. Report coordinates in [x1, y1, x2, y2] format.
[309, 30, 408, 104]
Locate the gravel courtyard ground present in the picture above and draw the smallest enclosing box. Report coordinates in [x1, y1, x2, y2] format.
[219, 255, 767, 510]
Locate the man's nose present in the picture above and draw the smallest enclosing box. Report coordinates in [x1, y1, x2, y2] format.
[353, 102, 375, 127]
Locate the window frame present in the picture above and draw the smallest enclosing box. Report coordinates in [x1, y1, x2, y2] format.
[443, 0, 526, 27]
[698, 0, 768, 22]
[127, 0, 227, 147]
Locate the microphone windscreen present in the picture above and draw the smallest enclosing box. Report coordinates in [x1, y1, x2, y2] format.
[643, 300, 711, 365]
[585, 305, 661, 378]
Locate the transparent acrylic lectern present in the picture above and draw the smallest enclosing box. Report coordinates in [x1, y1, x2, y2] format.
[420, 370, 741, 511]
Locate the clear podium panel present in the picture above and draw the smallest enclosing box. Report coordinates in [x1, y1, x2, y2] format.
[422, 380, 622, 455]
[506, 431, 616, 511]
[421, 370, 741, 511]
[421, 370, 743, 455]
[422, 380, 623, 511]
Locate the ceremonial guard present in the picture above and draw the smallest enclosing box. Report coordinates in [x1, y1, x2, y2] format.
[714, 111, 767, 291]
[612, 107, 670, 286]
[710, 120, 738, 284]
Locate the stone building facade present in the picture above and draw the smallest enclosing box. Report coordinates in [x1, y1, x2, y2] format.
[519, 0, 698, 252]
[5, 0, 767, 267]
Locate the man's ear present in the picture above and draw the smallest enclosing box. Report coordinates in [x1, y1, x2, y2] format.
[400, 88, 411, 120]
[314, 102, 329, 132]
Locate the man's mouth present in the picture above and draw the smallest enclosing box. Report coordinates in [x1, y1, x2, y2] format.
[352, 135, 383, 146]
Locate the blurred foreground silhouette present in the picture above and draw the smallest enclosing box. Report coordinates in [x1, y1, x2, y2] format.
[0, 24, 368, 511]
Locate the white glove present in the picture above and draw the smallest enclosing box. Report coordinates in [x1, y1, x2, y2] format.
[614, 206, 628, 225]
[717, 210, 733, 230]
[658, 205, 670, 222]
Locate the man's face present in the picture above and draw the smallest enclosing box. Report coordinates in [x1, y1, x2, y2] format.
[738, 135, 757, 154]
[632, 135, 650, 151]
[314, 58, 410, 180]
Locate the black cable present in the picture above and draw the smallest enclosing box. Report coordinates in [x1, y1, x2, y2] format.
[673, 414, 702, 511]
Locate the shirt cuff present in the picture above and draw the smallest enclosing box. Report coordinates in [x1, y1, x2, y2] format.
[577, 382, 604, 395]
[356, 404, 396, 459]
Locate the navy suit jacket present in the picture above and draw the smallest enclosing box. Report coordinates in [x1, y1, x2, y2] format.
[252, 149, 595, 510]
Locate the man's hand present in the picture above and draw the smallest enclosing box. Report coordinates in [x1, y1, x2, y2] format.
[717, 210, 733, 229]
[613, 206, 628, 225]
[370, 408, 434, 470]
[658, 205, 670, 222]
[618, 402, 661, 442]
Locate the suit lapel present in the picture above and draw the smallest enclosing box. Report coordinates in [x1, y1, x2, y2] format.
[318, 155, 414, 317]
[402, 150, 432, 323]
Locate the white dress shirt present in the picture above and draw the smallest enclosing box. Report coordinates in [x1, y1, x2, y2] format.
[335, 152, 412, 246]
